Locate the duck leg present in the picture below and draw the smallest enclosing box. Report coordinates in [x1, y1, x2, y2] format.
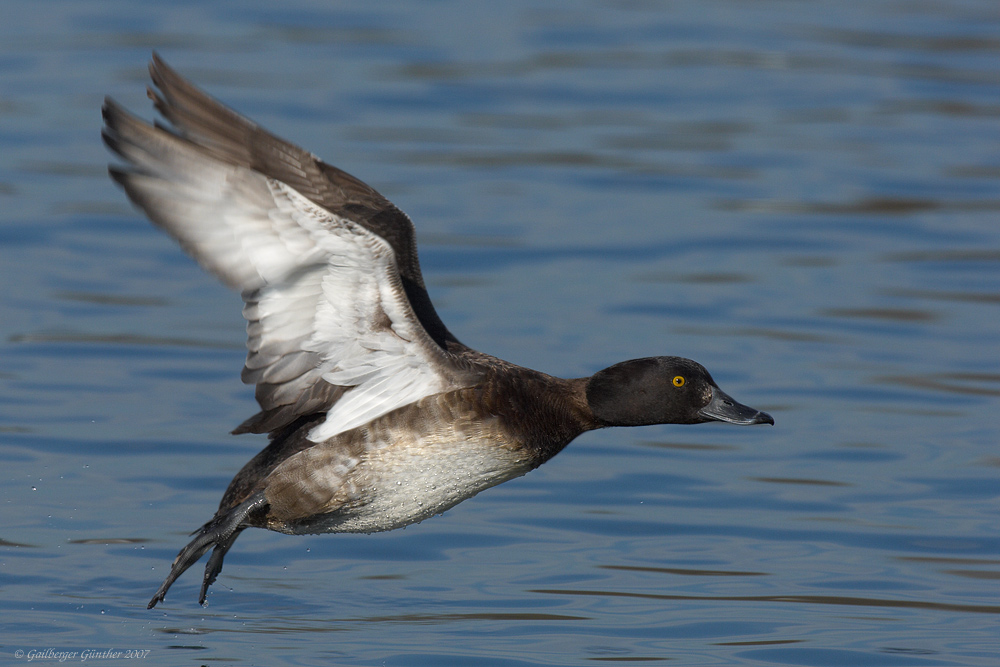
[148, 492, 268, 608]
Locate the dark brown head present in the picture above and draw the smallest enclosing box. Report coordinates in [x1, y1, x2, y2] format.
[585, 356, 773, 428]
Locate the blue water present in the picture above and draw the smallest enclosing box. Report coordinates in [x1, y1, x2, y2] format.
[2, 1, 999, 665]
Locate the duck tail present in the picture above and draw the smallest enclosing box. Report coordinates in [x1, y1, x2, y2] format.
[147, 493, 268, 609]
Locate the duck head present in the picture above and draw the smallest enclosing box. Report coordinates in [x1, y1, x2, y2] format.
[585, 356, 773, 428]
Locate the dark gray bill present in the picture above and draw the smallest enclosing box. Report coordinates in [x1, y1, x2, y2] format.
[699, 386, 774, 425]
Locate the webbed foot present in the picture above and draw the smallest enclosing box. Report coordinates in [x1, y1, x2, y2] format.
[148, 492, 267, 608]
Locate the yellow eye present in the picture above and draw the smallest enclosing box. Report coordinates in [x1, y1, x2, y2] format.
[672, 376, 685, 387]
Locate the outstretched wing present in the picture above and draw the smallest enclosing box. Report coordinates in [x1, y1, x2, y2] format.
[102, 57, 478, 439]
[143, 54, 459, 354]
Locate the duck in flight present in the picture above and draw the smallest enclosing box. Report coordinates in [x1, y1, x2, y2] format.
[102, 54, 773, 608]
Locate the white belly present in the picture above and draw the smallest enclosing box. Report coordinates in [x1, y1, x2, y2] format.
[265, 408, 535, 535]
[321, 436, 532, 533]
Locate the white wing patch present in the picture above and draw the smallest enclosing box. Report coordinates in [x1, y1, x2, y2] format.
[105, 101, 472, 440]
[260, 182, 465, 441]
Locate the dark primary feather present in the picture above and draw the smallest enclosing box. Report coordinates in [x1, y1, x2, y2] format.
[104, 54, 477, 436]
[146, 52, 461, 353]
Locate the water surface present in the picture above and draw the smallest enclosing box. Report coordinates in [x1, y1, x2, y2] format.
[1, 1, 999, 665]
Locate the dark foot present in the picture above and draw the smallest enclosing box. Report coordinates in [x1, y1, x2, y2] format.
[147, 493, 267, 608]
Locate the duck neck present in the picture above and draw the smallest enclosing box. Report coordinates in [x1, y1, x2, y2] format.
[486, 372, 599, 466]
